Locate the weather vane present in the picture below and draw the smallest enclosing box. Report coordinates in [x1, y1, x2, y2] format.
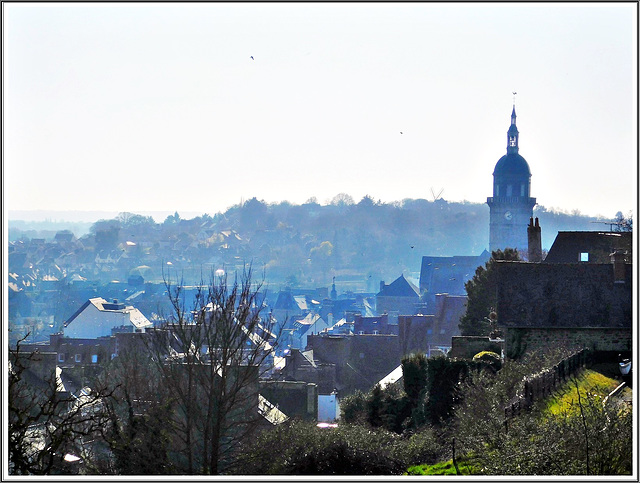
[512, 91, 517, 106]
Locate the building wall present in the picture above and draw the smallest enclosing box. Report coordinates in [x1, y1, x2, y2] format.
[505, 327, 632, 359]
[64, 304, 131, 339]
[496, 262, 631, 329]
[376, 296, 418, 316]
[398, 315, 435, 356]
[307, 334, 401, 395]
[259, 380, 318, 421]
[488, 198, 535, 252]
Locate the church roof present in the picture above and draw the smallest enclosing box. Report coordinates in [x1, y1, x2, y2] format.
[493, 152, 531, 177]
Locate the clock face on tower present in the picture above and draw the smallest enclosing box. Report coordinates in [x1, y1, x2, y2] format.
[504, 211, 513, 220]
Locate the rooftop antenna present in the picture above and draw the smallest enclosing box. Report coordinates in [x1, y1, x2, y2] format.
[590, 220, 623, 232]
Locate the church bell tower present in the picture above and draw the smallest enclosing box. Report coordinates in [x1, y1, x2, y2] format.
[487, 105, 536, 253]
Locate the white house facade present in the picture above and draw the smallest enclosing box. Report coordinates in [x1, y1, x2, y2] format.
[63, 298, 152, 339]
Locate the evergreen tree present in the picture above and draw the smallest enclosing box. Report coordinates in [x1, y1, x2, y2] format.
[459, 248, 520, 336]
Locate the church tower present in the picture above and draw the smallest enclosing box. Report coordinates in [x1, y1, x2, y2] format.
[487, 106, 536, 253]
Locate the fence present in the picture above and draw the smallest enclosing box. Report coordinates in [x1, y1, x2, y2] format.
[504, 349, 591, 419]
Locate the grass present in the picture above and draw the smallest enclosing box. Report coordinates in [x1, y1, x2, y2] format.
[406, 367, 632, 476]
[405, 457, 481, 476]
[542, 369, 624, 416]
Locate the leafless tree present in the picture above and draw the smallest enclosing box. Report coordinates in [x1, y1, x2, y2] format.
[8, 336, 111, 475]
[146, 265, 279, 475]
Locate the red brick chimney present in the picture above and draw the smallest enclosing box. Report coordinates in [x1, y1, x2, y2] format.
[527, 217, 542, 262]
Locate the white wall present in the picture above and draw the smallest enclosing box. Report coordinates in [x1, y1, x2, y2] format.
[318, 393, 340, 423]
[64, 304, 130, 339]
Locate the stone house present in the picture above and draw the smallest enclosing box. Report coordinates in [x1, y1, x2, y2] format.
[495, 252, 631, 359]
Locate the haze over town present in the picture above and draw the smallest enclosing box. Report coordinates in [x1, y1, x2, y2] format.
[4, 2, 637, 224]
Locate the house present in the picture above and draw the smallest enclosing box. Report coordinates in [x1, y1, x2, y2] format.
[63, 298, 153, 339]
[419, 250, 490, 312]
[306, 334, 401, 395]
[431, 293, 467, 345]
[353, 314, 394, 335]
[495, 250, 632, 359]
[397, 293, 467, 356]
[543, 231, 632, 264]
[286, 313, 332, 350]
[271, 289, 312, 332]
[376, 275, 420, 315]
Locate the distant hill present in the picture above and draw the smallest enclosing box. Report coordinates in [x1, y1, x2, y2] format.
[7, 198, 622, 290]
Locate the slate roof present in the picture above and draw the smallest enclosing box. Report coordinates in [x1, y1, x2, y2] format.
[543, 231, 632, 264]
[274, 291, 302, 311]
[377, 274, 420, 298]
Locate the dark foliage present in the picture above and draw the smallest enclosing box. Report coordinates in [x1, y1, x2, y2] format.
[459, 248, 520, 336]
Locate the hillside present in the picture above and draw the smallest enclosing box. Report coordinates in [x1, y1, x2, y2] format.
[8, 197, 619, 290]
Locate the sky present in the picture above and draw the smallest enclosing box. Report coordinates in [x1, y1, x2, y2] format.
[4, 2, 638, 222]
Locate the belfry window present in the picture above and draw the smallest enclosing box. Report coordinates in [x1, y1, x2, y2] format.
[506, 185, 513, 197]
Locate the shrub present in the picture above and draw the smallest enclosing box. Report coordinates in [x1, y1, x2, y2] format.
[473, 351, 502, 371]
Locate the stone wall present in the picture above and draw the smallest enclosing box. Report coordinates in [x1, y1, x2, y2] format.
[496, 262, 631, 329]
[504, 349, 590, 418]
[505, 327, 632, 360]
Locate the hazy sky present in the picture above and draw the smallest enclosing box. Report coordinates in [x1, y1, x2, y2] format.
[4, 2, 637, 221]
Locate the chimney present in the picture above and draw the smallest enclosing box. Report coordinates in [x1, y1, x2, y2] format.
[527, 217, 542, 262]
[610, 250, 626, 283]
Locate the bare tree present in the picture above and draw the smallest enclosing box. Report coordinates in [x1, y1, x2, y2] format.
[91, 341, 175, 475]
[147, 265, 278, 475]
[8, 337, 111, 475]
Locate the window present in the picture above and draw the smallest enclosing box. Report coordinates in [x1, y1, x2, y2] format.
[91, 354, 98, 364]
[75, 354, 81, 363]
[58, 353, 65, 363]
[373, 330, 379, 335]
[358, 331, 364, 335]
[427, 329, 433, 335]
[506, 184, 513, 196]
[521, 183, 525, 196]
[580, 252, 589, 262]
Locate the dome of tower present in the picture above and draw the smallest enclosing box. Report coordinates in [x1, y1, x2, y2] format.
[493, 153, 531, 177]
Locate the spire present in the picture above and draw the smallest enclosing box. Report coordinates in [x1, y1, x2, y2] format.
[507, 105, 519, 154]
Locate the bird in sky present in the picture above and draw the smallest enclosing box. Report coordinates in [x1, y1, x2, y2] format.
[250, 56, 254, 60]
